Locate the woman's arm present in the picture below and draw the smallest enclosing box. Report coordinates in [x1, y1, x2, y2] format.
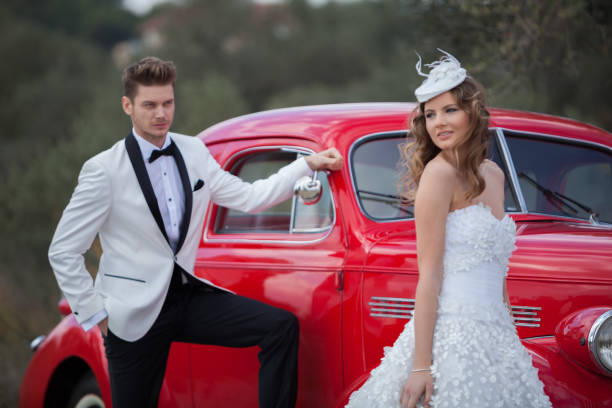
[400, 160, 455, 408]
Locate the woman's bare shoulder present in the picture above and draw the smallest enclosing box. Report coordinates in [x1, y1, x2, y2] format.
[422, 156, 457, 182]
[482, 159, 505, 181]
[417, 156, 457, 205]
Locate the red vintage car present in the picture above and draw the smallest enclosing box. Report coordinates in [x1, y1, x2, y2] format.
[19, 103, 612, 407]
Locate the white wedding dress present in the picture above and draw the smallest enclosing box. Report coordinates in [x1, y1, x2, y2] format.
[346, 203, 552, 407]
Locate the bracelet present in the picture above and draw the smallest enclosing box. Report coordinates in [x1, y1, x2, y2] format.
[412, 368, 431, 373]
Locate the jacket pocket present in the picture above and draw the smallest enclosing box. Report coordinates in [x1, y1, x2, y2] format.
[103, 273, 146, 283]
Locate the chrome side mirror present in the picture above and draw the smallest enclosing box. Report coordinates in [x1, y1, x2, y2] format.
[293, 171, 321, 205]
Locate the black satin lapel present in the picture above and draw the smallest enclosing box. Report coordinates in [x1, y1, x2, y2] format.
[125, 132, 170, 244]
[172, 142, 192, 253]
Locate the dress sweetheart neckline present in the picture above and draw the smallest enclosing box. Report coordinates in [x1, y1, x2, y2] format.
[447, 202, 510, 223]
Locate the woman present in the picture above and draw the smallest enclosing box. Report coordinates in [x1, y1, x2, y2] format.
[345, 51, 552, 408]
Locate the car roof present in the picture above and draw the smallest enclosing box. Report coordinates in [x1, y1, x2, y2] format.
[196, 102, 612, 149]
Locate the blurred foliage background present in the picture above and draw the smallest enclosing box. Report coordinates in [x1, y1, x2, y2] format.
[0, 0, 610, 405]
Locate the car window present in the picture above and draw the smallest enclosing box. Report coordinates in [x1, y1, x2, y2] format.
[351, 132, 519, 221]
[505, 132, 612, 223]
[351, 134, 414, 220]
[214, 149, 334, 234]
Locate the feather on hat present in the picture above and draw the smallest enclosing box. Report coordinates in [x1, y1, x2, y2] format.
[414, 49, 467, 103]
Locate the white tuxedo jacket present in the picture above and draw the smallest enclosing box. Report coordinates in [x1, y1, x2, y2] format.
[49, 132, 311, 341]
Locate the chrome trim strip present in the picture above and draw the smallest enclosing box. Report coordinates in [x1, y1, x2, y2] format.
[370, 307, 413, 314]
[515, 323, 541, 328]
[368, 302, 414, 309]
[371, 296, 415, 303]
[30, 335, 46, 352]
[368, 298, 546, 328]
[498, 127, 612, 154]
[371, 313, 412, 320]
[511, 306, 542, 310]
[290, 226, 334, 234]
[203, 145, 336, 245]
[587, 309, 612, 376]
[368, 296, 415, 320]
[512, 211, 612, 227]
[281, 146, 314, 155]
[511, 305, 542, 328]
[523, 335, 555, 340]
[494, 128, 527, 213]
[289, 183, 298, 234]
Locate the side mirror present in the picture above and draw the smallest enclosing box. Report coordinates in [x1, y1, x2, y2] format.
[293, 170, 321, 205]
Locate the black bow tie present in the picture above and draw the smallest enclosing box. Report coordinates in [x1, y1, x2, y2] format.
[149, 142, 177, 163]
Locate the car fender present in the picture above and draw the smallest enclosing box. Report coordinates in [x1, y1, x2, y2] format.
[522, 337, 612, 407]
[19, 314, 110, 408]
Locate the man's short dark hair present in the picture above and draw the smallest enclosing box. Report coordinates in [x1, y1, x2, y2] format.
[122, 56, 177, 100]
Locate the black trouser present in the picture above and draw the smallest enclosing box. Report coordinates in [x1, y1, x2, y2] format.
[103, 269, 299, 408]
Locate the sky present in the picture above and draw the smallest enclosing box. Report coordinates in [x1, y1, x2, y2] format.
[122, 0, 180, 15]
[122, 0, 354, 15]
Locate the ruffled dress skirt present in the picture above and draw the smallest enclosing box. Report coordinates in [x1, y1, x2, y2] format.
[346, 204, 552, 407]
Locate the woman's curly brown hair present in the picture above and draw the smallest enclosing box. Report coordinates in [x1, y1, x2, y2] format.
[399, 77, 490, 203]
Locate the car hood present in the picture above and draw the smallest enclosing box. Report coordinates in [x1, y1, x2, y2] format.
[363, 219, 612, 282]
[512, 220, 612, 283]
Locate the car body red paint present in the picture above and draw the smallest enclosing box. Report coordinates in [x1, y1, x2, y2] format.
[20, 103, 612, 407]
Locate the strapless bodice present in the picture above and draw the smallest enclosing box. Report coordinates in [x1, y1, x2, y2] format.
[439, 203, 517, 316]
[443, 203, 516, 276]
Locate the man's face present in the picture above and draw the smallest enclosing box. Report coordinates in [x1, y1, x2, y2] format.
[122, 83, 175, 147]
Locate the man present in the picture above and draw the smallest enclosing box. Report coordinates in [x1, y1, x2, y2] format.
[48, 56, 342, 407]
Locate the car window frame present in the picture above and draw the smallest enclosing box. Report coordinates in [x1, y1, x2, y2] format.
[348, 130, 415, 223]
[202, 145, 337, 245]
[492, 127, 527, 213]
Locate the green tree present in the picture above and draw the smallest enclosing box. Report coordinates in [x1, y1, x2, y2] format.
[174, 73, 249, 135]
[0, 9, 112, 171]
[1, 0, 137, 48]
[0, 2, 137, 405]
[417, 0, 612, 129]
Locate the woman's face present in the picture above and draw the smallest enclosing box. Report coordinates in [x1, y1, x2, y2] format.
[423, 91, 470, 152]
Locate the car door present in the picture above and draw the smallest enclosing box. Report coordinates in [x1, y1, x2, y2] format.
[345, 132, 417, 382]
[189, 139, 347, 407]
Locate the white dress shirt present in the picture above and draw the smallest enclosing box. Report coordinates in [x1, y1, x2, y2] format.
[133, 130, 185, 251]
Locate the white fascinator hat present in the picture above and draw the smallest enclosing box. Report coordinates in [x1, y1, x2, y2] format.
[414, 49, 467, 103]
